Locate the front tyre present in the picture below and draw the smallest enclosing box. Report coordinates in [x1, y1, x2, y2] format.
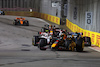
[32, 36, 39, 46]
[13, 21, 17, 25]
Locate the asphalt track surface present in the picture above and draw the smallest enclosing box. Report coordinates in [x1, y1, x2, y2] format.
[0, 15, 100, 67]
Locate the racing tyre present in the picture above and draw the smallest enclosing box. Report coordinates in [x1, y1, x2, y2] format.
[76, 38, 84, 52]
[2, 13, 5, 15]
[23, 21, 29, 26]
[13, 21, 17, 25]
[83, 37, 91, 46]
[38, 39, 47, 50]
[26, 21, 29, 26]
[1, 13, 4, 15]
[65, 40, 72, 50]
[17, 21, 20, 25]
[2, 11, 5, 15]
[32, 36, 39, 46]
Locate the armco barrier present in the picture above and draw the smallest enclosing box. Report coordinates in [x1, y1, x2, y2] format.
[5, 11, 61, 25]
[66, 19, 100, 47]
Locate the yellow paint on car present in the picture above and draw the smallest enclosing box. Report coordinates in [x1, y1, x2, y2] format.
[82, 41, 84, 48]
[51, 43, 57, 48]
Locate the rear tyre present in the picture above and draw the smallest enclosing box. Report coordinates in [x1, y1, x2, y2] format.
[2, 11, 5, 15]
[76, 38, 84, 52]
[38, 39, 47, 50]
[23, 21, 29, 26]
[26, 21, 29, 26]
[83, 37, 91, 46]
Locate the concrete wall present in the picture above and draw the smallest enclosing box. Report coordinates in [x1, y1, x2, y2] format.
[39, 0, 61, 18]
[67, 0, 100, 33]
[0, 0, 2, 8]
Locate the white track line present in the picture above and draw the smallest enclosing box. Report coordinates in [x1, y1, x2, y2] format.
[88, 47, 100, 52]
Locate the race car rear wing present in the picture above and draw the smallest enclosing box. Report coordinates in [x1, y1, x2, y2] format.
[16, 18, 25, 20]
[68, 32, 83, 35]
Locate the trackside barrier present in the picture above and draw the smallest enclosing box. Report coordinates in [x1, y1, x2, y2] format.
[5, 11, 61, 25]
[39, 13, 60, 25]
[66, 19, 100, 47]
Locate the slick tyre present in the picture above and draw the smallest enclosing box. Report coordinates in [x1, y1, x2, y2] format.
[33, 36, 39, 46]
[65, 40, 72, 49]
[26, 21, 29, 26]
[83, 37, 91, 46]
[76, 38, 84, 52]
[13, 21, 17, 25]
[39, 39, 47, 50]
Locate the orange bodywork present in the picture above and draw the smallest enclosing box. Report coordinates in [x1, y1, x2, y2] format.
[16, 18, 25, 24]
[16, 18, 25, 20]
[20, 20, 23, 24]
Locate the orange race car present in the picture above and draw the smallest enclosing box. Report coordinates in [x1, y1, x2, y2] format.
[13, 17, 29, 26]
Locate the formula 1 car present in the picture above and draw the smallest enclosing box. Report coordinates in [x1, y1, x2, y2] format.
[83, 36, 91, 46]
[41, 24, 56, 32]
[32, 32, 52, 50]
[41, 25, 66, 36]
[38, 32, 84, 52]
[32, 24, 68, 50]
[0, 10, 5, 15]
[53, 28, 67, 37]
[68, 32, 91, 46]
[32, 25, 54, 47]
[13, 17, 29, 26]
[51, 33, 84, 52]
